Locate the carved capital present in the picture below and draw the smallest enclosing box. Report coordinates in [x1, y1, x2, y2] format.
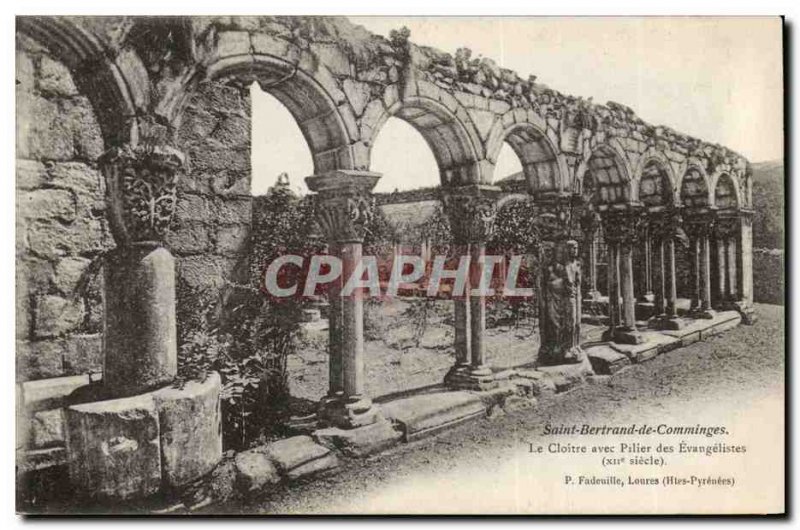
[684, 212, 716, 240]
[100, 144, 185, 246]
[714, 215, 741, 238]
[306, 170, 381, 243]
[600, 209, 646, 245]
[441, 185, 501, 245]
[531, 193, 583, 242]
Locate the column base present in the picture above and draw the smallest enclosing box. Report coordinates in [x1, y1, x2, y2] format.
[730, 301, 757, 325]
[318, 395, 382, 430]
[689, 308, 716, 320]
[638, 292, 655, 303]
[657, 316, 685, 330]
[444, 364, 498, 391]
[603, 326, 644, 345]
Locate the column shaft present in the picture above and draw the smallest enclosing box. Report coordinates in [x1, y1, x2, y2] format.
[619, 243, 637, 329]
[340, 242, 365, 399]
[716, 236, 727, 307]
[666, 238, 678, 318]
[469, 242, 489, 372]
[326, 243, 344, 397]
[654, 238, 666, 316]
[701, 234, 712, 311]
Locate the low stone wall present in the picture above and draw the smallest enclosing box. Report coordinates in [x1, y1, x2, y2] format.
[753, 249, 784, 305]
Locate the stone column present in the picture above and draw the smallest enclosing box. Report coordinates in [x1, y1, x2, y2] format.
[306, 170, 382, 428]
[653, 237, 666, 318]
[99, 145, 185, 398]
[639, 230, 654, 302]
[442, 184, 500, 391]
[714, 233, 727, 308]
[601, 211, 642, 344]
[723, 212, 756, 324]
[656, 211, 685, 330]
[686, 217, 715, 319]
[579, 210, 601, 301]
[605, 242, 620, 335]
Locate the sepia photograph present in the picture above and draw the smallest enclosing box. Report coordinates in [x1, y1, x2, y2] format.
[13, 13, 785, 516]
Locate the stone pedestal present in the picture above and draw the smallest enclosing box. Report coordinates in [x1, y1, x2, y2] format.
[65, 393, 162, 501]
[104, 243, 177, 398]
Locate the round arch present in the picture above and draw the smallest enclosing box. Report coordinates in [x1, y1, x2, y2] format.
[577, 142, 635, 207]
[17, 16, 147, 147]
[485, 119, 568, 197]
[170, 52, 359, 174]
[364, 82, 486, 186]
[712, 172, 741, 210]
[678, 165, 712, 208]
[635, 157, 676, 209]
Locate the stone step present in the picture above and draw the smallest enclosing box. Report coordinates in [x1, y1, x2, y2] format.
[380, 391, 488, 442]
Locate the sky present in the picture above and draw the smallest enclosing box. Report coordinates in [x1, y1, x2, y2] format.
[251, 17, 783, 195]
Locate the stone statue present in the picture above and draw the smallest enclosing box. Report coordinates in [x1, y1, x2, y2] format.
[538, 240, 586, 366]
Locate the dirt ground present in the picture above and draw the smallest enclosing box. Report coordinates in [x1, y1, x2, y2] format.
[224, 303, 785, 514]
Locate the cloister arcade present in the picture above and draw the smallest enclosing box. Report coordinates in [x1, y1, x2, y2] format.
[16, 17, 755, 495]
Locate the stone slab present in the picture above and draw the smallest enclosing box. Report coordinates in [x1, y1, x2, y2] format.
[234, 447, 280, 493]
[609, 332, 678, 363]
[18, 374, 95, 412]
[30, 408, 64, 448]
[514, 369, 557, 396]
[153, 372, 223, 488]
[380, 391, 488, 442]
[313, 419, 402, 458]
[661, 311, 740, 345]
[265, 435, 339, 480]
[64, 393, 161, 500]
[586, 345, 631, 375]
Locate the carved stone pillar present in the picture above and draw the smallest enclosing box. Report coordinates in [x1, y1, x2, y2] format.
[685, 215, 715, 319]
[306, 170, 382, 428]
[99, 145, 185, 398]
[442, 184, 501, 390]
[601, 210, 643, 344]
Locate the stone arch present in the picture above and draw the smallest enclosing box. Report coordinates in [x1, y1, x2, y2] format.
[577, 142, 635, 207]
[485, 117, 569, 197]
[678, 165, 712, 208]
[363, 81, 486, 186]
[16, 16, 148, 147]
[712, 172, 741, 210]
[634, 153, 676, 208]
[171, 51, 360, 174]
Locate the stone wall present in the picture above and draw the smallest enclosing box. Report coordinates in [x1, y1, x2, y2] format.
[170, 82, 253, 296]
[753, 249, 784, 305]
[16, 33, 113, 382]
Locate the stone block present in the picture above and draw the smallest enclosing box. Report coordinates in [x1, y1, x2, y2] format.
[165, 223, 210, 255]
[64, 393, 161, 500]
[48, 162, 105, 202]
[312, 419, 402, 458]
[16, 159, 47, 190]
[153, 373, 223, 488]
[265, 435, 339, 480]
[514, 369, 557, 397]
[33, 295, 84, 339]
[342, 78, 371, 117]
[18, 189, 76, 223]
[30, 408, 64, 448]
[215, 224, 249, 255]
[52, 257, 91, 295]
[214, 198, 252, 224]
[61, 334, 103, 376]
[37, 55, 79, 96]
[234, 448, 281, 493]
[18, 373, 93, 412]
[586, 345, 631, 375]
[175, 193, 211, 222]
[17, 446, 68, 473]
[27, 218, 111, 259]
[381, 391, 488, 442]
